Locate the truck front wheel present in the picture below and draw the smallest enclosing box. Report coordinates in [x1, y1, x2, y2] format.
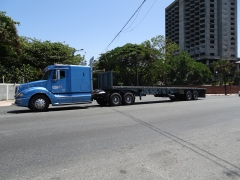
[29, 95, 49, 112]
[109, 93, 122, 106]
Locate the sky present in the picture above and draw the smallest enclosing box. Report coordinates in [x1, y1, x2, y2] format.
[1, 0, 240, 62]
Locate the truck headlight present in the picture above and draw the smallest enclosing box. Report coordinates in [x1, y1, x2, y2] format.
[17, 92, 24, 97]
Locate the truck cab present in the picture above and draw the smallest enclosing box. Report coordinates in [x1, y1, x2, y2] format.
[15, 64, 92, 111]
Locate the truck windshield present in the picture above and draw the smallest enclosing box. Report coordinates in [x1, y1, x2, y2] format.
[42, 70, 52, 80]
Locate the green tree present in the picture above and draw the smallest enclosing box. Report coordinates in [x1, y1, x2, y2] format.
[167, 51, 211, 85]
[20, 37, 83, 69]
[0, 11, 22, 83]
[142, 35, 179, 85]
[97, 35, 211, 87]
[0, 12, 85, 83]
[0, 11, 21, 56]
[98, 43, 153, 86]
[211, 60, 235, 95]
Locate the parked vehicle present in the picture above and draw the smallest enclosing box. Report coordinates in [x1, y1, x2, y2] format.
[15, 58, 206, 111]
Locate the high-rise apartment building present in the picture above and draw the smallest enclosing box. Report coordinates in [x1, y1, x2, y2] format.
[165, 0, 238, 65]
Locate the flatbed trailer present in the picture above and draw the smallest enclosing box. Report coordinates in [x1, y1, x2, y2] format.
[92, 71, 206, 106]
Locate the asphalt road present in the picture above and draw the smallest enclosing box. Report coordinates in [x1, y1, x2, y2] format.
[0, 95, 240, 180]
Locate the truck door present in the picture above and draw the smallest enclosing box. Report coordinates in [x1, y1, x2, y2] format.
[51, 69, 71, 103]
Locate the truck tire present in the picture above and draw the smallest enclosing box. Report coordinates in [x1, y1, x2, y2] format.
[109, 93, 122, 106]
[122, 92, 134, 105]
[29, 94, 49, 112]
[96, 99, 108, 106]
[192, 91, 198, 100]
[185, 91, 192, 101]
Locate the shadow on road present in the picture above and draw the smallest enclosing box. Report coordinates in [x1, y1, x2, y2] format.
[7, 99, 203, 114]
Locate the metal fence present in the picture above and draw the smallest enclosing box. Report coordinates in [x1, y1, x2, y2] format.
[0, 84, 19, 100]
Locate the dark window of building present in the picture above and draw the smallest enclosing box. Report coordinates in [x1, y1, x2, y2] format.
[231, 54, 235, 57]
[210, 53, 214, 56]
[210, 45, 214, 48]
[231, 42, 235, 45]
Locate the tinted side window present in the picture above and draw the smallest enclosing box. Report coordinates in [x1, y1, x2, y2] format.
[60, 70, 65, 79]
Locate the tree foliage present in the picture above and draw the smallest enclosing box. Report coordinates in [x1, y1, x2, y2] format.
[0, 12, 84, 83]
[20, 37, 83, 69]
[97, 35, 211, 86]
[210, 59, 236, 94]
[98, 43, 154, 86]
[167, 51, 211, 85]
[0, 11, 21, 56]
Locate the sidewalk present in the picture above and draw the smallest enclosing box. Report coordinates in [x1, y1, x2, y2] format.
[0, 100, 15, 107]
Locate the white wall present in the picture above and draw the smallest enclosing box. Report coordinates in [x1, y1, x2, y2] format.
[0, 84, 19, 100]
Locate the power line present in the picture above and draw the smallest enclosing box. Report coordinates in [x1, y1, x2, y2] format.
[123, 0, 156, 33]
[102, 0, 147, 53]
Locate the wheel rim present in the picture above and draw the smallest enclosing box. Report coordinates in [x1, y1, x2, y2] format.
[125, 95, 132, 104]
[34, 98, 46, 109]
[186, 91, 192, 100]
[193, 91, 198, 99]
[113, 96, 120, 104]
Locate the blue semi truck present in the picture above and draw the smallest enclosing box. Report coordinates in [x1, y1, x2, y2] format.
[15, 59, 206, 111]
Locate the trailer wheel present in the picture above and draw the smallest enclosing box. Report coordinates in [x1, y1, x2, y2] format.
[185, 91, 192, 101]
[96, 99, 108, 106]
[109, 93, 122, 106]
[192, 91, 198, 100]
[122, 93, 134, 105]
[29, 94, 49, 112]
